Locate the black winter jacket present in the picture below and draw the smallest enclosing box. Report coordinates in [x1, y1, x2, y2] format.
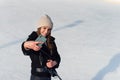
[21, 31, 61, 77]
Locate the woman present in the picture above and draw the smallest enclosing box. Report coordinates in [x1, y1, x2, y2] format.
[21, 15, 61, 80]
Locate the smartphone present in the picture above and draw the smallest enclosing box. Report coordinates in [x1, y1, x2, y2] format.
[35, 35, 47, 47]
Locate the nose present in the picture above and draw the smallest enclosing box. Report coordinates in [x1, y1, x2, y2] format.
[44, 29, 48, 34]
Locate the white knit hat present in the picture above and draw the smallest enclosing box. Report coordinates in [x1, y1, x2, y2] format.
[37, 14, 53, 29]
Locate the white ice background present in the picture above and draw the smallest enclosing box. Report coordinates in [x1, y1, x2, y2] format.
[0, 0, 120, 80]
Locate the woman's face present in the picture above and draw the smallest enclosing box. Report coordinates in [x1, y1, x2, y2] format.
[40, 26, 52, 37]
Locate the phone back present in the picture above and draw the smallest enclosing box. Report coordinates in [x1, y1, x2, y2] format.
[35, 35, 47, 47]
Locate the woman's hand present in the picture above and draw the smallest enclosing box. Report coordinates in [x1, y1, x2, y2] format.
[24, 41, 43, 51]
[46, 60, 57, 68]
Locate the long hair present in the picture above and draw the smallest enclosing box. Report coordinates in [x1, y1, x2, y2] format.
[37, 27, 54, 54]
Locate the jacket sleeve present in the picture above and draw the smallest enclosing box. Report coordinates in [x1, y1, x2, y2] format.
[21, 31, 38, 55]
[21, 42, 36, 55]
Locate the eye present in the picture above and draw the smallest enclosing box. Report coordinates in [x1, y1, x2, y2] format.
[41, 26, 52, 31]
[43, 27, 47, 29]
[48, 28, 52, 31]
